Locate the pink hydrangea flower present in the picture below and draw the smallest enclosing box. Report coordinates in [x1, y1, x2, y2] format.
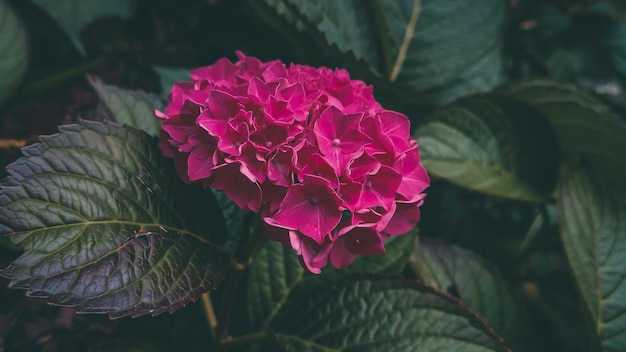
[157, 52, 430, 273]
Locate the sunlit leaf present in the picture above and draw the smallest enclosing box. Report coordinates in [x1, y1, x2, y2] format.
[557, 161, 626, 351]
[410, 239, 538, 351]
[0, 0, 29, 106]
[415, 94, 559, 202]
[0, 121, 229, 318]
[31, 0, 137, 55]
[88, 75, 164, 137]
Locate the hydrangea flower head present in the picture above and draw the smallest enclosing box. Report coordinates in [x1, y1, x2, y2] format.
[157, 52, 430, 273]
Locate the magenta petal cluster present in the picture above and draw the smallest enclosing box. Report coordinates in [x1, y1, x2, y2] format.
[157, 52, 430, 273]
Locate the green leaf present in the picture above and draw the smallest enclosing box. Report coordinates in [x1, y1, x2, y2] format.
[410, 239, 538, 352]
[31, 0, 137, 56]
[502, 80, 626, 197]
[0, 121, 229, 318]
[154, 66, 190, 100]
[267, 0, 505, 104]
[557, 161, 626, 351]
[373, 0, 506, 104]
[0, 0, 29, 106]
[415, 94, 559, 202]
[274, 0, 381, 71]
[247, 230, 416, 332]
[270, 277, 510, 351]
[88, 75, 164, 137]
[247, 239, 304, 331]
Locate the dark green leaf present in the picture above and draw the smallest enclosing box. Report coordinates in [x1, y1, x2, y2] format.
[503, 80, 626, 197]
[277, 0, 381, 71]
[0, 121, 229, 318]
[270, 277, 509, 351]
[0, 0, 29, 106]
[410, 239, 538, 351]
[153, 66, 190, 100]
[557, 161, 626, 351]
[88, 75, 164, 137]
[267, 0, 505, 105]
[372, 0, 506, 104]
[247, 230, 416, 332]
[31, 0, 137, 55]
[247, 239, 304, 331]
[415, 94, 559, 202]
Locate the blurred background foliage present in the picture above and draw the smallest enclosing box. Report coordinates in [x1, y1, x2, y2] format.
[0, 0, 625, 351]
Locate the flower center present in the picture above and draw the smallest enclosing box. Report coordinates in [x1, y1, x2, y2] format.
[331, 138, 341, 147]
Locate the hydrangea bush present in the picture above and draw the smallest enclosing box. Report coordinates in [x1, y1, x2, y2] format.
[1, 1, 626, 351]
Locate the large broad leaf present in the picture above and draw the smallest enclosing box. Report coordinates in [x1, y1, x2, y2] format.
[503, 80, 626, 197]
[270, 277, 509, 351]
[557, 161, 626, 351]
[372, 0, 505, 104]
[276, 0, 381, 71]
[263, 0, 505, 104]
[247, 231, 416, 332]
[0, 121, 229, 318]
[88, 75, 164, 137]
[0, 0, 29, 106]
[31, 0, 137, 56]
[414, 94, 559, 202]
[410, 239, 538, 352]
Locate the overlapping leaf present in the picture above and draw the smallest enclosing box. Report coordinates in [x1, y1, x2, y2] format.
[246, 235, 509, 351]
[0, 121, 229, 318]
[415, 94, 559, 202]
[31, 0, 137, 55]
[410, 239, 537, 351]
[503, 80, 626, 197]
[557, 162, 626, 351]
[247, 232, 417, 331]
[270, 277, 509, 351]
[259, 0, 505, 104]
[88, 75, 164, 137]
[0, 0, 29, 106]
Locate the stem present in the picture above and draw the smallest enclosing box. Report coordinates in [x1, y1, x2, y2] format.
[216, 219, 267, 340]
[514, 206, 547, 260]
[220, 331, 270, 348]
[201, 293, 217, 339]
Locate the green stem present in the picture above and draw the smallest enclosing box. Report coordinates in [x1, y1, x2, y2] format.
[514, 206, 547, 260]
[220, 331, 270, 348]
[216, 217, 267, 340]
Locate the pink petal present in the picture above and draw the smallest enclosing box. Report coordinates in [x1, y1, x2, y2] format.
[299, 153, 339, 188]
[267, 146, 296, 187]
[357, 165, 402, 211]
[383, 201, 422, 236]
[210, 162, 262, 212]
[271, 175, 342, 244]
[396, 147, 430, 202]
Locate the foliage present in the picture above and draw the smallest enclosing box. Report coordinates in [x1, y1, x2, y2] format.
[1, 0, 626, 351]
